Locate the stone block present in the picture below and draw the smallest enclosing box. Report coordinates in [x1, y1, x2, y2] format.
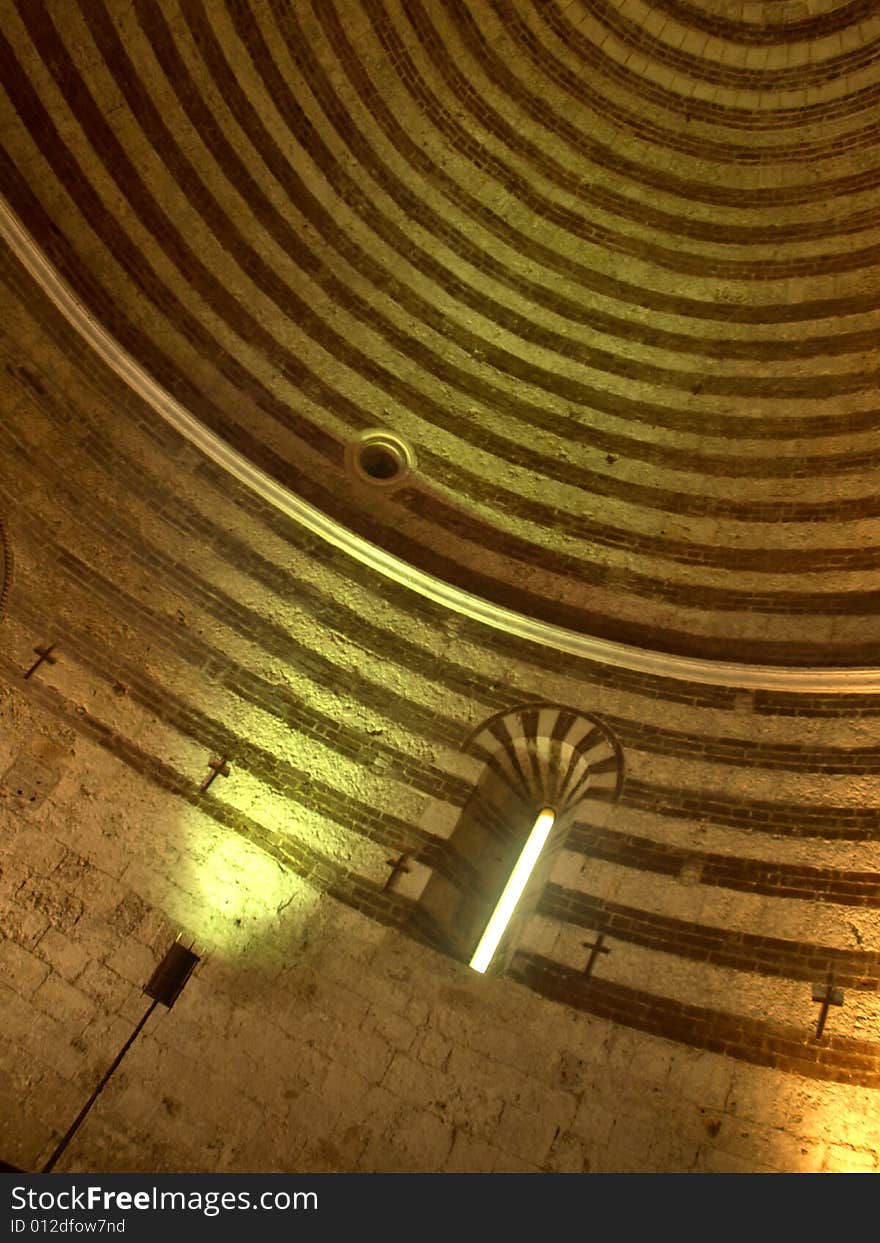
[494, 1102, 558, 1167]
[1, 823, 68, 875]
[697, 1145, 780, 1175]
[382, 1051, 446, 1105]
[416, 1028, 452, 1070]
[14, 873, 83, 936]
[76, 959, 132, 1010]
[489, 1150, 542, 1174]
[542, 1129, 589, 1173]
[417, 800, 461, 839]
[357, 1132, 413, 1174]
[824, 1144, 877, 1173]
[316, 1062, 370, 1115]
[713, 1120, 827, 1174]
[0, 938, 52, 996]
[0, 753, 62, 813]
[571, 1096, 617, 1149]
[108, 891, 152, 936]
[665, 1047, 735, 1113]
[0, 1094, 55, 1172]
[362, 1005, 418, 1051]
[444, 1128, 498, 1173]
[548, 849, 586, 889]
[284, 1087, 340, 1141]
[329, 1026, 393, 1083]
[327, 1119, 371, 1168]
[104, 938, 157, 987]
[390, 1108, 453, 1170]
[79, 1010, 141, 1063]
[34, 927, 91, 982]
[391, 859, 431, 901]
[0, 899, 50, 948]
[31, 973, 97, 1030]
[63, 912, 116, 962]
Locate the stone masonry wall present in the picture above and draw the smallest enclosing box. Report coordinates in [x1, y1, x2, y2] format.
[2, 689, 878, 1174]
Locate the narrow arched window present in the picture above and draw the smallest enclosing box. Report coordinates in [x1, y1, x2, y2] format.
[418, 704, 623, 973]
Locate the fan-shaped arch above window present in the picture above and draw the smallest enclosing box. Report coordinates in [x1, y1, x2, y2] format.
[465, 703, 624, 817]
[418, 704, 624, 972]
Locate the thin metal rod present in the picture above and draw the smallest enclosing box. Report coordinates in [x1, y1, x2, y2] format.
[42, 999, 159, 1173]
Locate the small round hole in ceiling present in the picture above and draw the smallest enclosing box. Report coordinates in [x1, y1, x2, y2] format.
[359, 442, 402, 480]
[347, 429, 415, 490]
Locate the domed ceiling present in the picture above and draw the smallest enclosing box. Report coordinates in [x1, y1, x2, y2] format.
[2, 0, 879, 667]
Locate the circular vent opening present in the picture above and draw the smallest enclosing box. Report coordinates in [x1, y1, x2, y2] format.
[347, 429, 415, 489]
[358, 442, 402, 480]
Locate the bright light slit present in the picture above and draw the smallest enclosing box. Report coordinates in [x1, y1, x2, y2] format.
[469, 807, 556, 974]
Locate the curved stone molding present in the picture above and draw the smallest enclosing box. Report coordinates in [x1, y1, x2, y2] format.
[2, 198, 878, 695]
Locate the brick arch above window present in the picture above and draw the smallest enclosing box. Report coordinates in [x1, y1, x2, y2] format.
[463, 702, 625, 818]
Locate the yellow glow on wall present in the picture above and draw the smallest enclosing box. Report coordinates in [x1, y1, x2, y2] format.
[179, 825, 314, 955]
[470, 807, 556, 974]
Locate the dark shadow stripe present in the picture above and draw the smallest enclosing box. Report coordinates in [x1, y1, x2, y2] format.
[577, 0, 880, 89]
[534, 0, 880, 129]
[647, 0, 875, 46]
[620, 777, 880, 840]
[567, 822, 880, 906]
[755, 689, 880, 718]
[494, 0, 880, 161]
[511, 952, 880, 1086]
[613, 719, 880, 773]
[310, 0, 880, 289]
[540, 883, 880, 989]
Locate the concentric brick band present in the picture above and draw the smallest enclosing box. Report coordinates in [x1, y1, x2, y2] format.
[2, 1, 880, 1170]
[1, 0, 879, 666]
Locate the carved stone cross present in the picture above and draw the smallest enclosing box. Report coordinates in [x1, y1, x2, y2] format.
[24, 643, 58, 680]
[582, 933, 610, 979]
[383, 850, 412, 892]
[200, 755, 230, 793]
[811, 972, 844, 1040]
